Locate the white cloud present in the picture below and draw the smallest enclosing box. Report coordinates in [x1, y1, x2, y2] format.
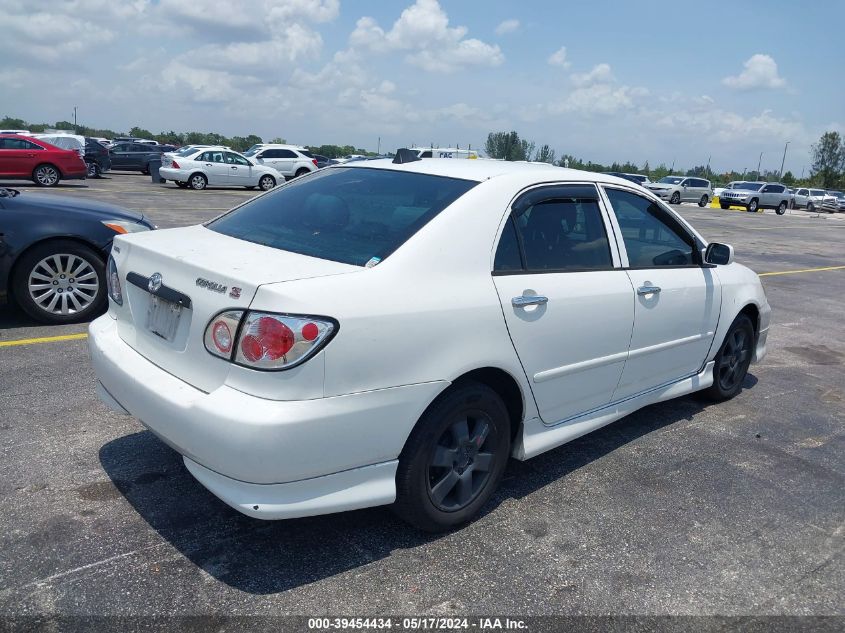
[495, 19, 520, 35]
[722, 54, 786, 90]
[348, 0, 503, 73]
[547, 46, 571, 69]
[571, 63, 614, 87]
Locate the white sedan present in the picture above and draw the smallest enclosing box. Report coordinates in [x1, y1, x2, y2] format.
[159, 147, 279, 191]
[89, 154, 770, 531]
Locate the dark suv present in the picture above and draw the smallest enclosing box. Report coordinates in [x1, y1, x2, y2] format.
[108, 142, 164, 174]
[84, 137, 111, 178]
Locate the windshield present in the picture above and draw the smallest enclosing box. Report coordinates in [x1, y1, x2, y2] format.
[734, 182, 763, 191]
[829, 191, 844, 197]
[658, 177, 684, 184]
[208, 167, 476, 266]
[243, 145, 263, 156]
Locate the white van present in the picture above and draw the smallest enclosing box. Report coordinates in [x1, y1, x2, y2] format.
[413, 147, 480, 159]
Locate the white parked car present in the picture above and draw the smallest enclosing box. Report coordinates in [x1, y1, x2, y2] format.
[89, 156, 770, 531]
[242, 144, 317, 179]
[646, 176, 712, 206]
[159, 147, 280, 191]
[792, 188, 828, 212]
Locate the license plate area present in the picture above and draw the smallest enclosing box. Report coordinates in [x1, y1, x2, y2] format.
[146, 295, 182, 342]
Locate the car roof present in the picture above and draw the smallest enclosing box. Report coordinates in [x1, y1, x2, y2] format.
[342, 157, 643, 187]
[255, 143, 307, 150]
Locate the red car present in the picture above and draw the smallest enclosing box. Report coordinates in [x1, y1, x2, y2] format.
[0, 134, 87, 187]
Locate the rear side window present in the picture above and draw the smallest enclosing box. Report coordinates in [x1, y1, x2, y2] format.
[496, 184, 613, 272]
[208, 167, 476, 266]
[604, 188, 695, 267]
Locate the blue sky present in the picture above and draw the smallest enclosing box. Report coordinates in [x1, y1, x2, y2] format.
[2, 0, 842, 174]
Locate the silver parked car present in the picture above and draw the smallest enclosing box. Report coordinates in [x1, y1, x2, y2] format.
[646, 176, 712, 206]
[792, 188, 828, 212]
[719, 182, 791, 214]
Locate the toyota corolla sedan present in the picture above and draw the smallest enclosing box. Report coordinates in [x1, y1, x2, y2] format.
[89, 154, 770, 531]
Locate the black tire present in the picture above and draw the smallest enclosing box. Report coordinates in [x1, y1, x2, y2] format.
[176, 181, 188, 188]
[701, 314, 754, 402]
[86, 162, 100, 178]
[747, 198, 759, 212]
[11, 240, 106, 324]
[789, 199, 795, 209]
[670, 192, 680, 205]
[698, 195, 708, 207]
[808, 202, 815, 212]
[189, 173, 207, 190]
[258, 174, 276, 191]
[245, 185, 256, 190]
[720, 203, 730, 210]
[295, 168, 310, 178]
[32, 164, 61, 187]
[776, 201, 787, 215]
[393, 381, 511, 532]
[142, 164, 151, 175]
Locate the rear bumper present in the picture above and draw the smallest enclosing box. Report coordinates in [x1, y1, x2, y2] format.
[62, 167, 87, 180]
[88, 315, 446, 518]
[158, 167, 187, 181]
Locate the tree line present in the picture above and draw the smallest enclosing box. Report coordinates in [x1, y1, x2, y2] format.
[0, 116, 374, 157]
[485, 130, 845, 189]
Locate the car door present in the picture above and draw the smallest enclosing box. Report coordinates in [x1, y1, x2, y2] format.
[679, 178, 694, 202]
[224, 152, 253, 186]
[602, 186, 721, 399]
[109, 143, 133, 169]
[794, 188, 808, 207]
[0, 138, 41, 177]
[198, 151, 230, 185]
[492, 184, 635, 424]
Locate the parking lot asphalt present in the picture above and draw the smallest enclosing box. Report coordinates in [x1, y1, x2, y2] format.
[0, 173, 843, 618]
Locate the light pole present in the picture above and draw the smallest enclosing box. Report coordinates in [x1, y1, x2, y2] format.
[779, 141, 790, 178]
[756, 152, 763, 178]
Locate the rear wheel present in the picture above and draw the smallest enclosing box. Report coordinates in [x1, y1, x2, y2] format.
[701, 315, 754, 402]
[747, 198, 759, 212]
[295, 168, 310, 178]
[86, 162, 100, 178]
[12, 240, 105, 324]
[259, 174, 276, 191]
[670, 192, 680, 205]
[808, 201, 815, 212]
[393, 381, 511, 532]
[698, 195, 709, 207]
[776, 201, 787, 215]
[189, 173, 207, 190]
[33, 164, 60, 187]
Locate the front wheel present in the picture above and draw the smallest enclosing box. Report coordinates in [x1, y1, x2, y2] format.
[720, 203, 730, 210]
[698, 195, 709, 207]
[12, 240, 106, 324]
[393, 381, 511, 532]
[258, 174, 276, 191]
[701, 315, 754, 402]
[670, 192, 680, 205]
[776, 201, 787, 215]
[747, 198, 759, 212]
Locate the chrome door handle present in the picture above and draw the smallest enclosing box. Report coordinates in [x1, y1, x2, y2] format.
[512, 295, 548, 307]
[231, 166, 237, 169]
[637, 285, 661, 295]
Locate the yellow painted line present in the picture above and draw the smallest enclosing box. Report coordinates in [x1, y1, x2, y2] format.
[0, 333, 88, 348]
[759, 265, 845, 277]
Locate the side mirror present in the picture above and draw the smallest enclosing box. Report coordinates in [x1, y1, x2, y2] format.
[704, 242, 734, 266]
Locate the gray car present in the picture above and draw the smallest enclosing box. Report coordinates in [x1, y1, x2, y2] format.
[719, 182, 790, 214]
[646, 176, 712, 206]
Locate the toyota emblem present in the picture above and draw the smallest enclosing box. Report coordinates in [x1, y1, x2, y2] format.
[148, 273, 163, 293]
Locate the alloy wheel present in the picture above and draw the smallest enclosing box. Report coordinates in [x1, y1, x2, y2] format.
[28, 254, 100, 316]
[259, 175, 275, 191]
[717, 328, 750, 392]
[427, 414, 497, 512]
[35, 165, 59, 186]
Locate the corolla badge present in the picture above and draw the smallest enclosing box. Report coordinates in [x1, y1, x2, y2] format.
[196, 277, 227, 293]
[148, 273, 163, 293]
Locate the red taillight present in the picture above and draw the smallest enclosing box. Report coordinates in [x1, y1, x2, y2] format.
[171, 160, 180, 169]
[204, 310, 336, 370]
[312, 159, 318, 167]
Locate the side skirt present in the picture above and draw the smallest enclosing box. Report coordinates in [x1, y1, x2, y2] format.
[513, 361, 715, 460]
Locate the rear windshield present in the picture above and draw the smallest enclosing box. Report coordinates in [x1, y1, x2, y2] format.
[208, 167, 476, 266]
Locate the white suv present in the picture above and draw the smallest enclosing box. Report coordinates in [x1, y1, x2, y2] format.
[243, 144, 317, 179]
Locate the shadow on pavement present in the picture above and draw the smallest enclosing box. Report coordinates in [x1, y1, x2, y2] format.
[98, 376, 757, 595]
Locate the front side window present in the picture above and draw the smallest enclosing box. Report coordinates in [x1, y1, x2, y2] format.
[501, 185, 613, 272]
[797, 189, 808, 195]
[604, 188, 696, 268]
[208, 167, 476, 266]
